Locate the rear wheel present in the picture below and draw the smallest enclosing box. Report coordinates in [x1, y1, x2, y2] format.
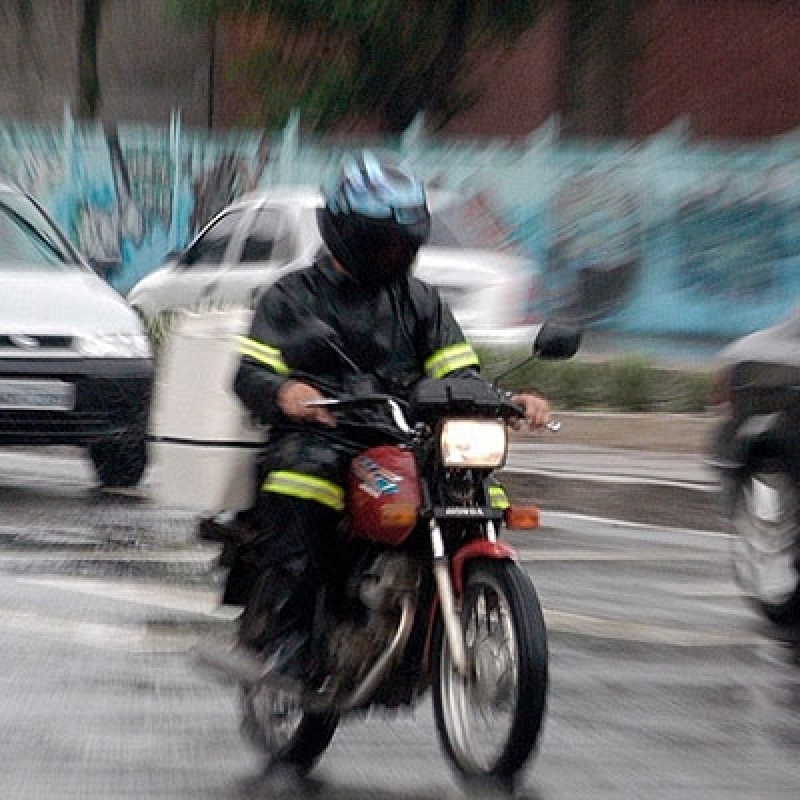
[237, 590, 338, 774]
[240, 685, 339, 774]
[433, 560, 547, 782]
[731, 460, 800, 626]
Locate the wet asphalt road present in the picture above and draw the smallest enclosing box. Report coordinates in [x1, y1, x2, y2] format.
[0, 448, 799, 799]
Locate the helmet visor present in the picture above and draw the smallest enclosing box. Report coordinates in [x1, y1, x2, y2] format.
[358, 230, 422, 283]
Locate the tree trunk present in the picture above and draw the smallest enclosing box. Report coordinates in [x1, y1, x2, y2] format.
[77, 0, 104, 119]
[560, 0, 635, 137]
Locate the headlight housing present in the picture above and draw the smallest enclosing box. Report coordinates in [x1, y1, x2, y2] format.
[439, 419, 508, 468]
[76, 333, 153, 359]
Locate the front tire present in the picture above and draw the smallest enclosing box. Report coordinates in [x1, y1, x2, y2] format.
[731, 460, 800, 626]
[433, 560, 548, 781]
[89, 436, 147, 488]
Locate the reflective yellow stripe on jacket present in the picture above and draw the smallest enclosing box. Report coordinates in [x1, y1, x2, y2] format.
[238, 335, 289, 376]
[262, 470, 346, 512]
[489, 484, 510, 510]
[424, 342, 480, 379]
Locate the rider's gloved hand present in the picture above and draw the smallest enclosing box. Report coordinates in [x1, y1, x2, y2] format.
[509, 392, 551, 430]
[277, 380, 337, 427]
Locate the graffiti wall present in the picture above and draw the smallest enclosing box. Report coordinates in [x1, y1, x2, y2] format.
[1, 111, 798, 343]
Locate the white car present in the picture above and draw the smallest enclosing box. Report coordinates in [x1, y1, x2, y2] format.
[0, 178, 153, 487]
[127, 186, 540, 346]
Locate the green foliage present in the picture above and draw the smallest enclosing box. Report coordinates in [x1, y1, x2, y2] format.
[478, 347, 712, 414]
[606, 355, 655, 411]
[165, 0, 547, 132]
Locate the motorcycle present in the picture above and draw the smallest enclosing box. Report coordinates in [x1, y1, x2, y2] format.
[199, 321, 581, 784]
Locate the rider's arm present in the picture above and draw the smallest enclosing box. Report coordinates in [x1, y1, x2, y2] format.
[414, 281, 551, 428]
[233, 282, 296, 424]
[412, 280, 482, 381]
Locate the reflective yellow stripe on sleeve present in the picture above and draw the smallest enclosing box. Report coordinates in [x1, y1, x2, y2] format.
[424, 342, 480, 379]
[262, 470, 346, 512]
[489, 484, 510, 510]
[238, 335, 289, 376]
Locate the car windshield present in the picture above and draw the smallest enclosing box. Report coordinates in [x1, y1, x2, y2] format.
[428, 195, 516, 252]
[0, 192, 77, 270]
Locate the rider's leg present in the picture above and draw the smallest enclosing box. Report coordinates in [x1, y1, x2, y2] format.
[228, 491, 342, 680]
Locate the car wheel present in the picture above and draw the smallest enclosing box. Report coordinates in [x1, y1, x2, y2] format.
[89, 436, 148, 488]
[731, 460, 800, 626]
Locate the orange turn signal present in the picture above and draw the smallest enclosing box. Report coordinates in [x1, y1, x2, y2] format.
[380, 504, 419, 528]
[504, 504, 540, 530]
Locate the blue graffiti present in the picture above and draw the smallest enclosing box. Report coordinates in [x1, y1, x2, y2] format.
[1, 111, 798, 345]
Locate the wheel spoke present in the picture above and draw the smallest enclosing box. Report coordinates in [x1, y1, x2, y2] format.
[440, 573, 520, 772]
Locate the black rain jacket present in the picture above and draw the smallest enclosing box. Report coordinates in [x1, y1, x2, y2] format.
[233, 255, 481, 492]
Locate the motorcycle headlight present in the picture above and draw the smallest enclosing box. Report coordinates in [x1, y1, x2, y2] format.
[440, 419, 508, 468]
[76, 333, 153, 359]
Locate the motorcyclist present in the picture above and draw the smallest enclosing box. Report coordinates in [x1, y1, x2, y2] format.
[223, 150, 551, 681]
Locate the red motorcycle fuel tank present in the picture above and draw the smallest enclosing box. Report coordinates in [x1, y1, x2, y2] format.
[348, 446, 421, 545]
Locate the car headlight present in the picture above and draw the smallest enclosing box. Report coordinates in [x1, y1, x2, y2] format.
[440, 419, 508, 468]
[76, 333, 153, 359]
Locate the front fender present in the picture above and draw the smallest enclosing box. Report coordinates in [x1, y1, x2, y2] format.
[451, 539, 517, 597]
[424, 538, 518, 671]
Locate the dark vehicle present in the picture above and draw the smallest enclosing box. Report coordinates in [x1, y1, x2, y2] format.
[0, 178, 153, 487]
[709, 308, 800, 625]
[198, 322, 581, 785]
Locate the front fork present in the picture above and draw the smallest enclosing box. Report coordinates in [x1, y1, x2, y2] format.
[430, 519, 469, 675]
[430, 518, 515, 676]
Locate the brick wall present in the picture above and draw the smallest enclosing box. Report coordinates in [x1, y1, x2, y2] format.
[439, 4, 566, 138]
[631, 0, 800, 138]
[214, 1, 800, 140]
[4, 1, 800, 139]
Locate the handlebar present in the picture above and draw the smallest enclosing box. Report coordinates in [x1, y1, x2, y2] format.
[304, 394, 413, 434]
[304, 395, 562, 434]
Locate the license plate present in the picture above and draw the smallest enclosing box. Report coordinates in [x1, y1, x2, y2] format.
[0, 379, 75, 411]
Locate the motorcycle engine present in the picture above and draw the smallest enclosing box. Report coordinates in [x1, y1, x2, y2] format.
[324, 553, 419, 692]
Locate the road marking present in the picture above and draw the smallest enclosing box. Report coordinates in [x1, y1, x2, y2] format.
[0, 548, 216, 564]
[0, 603, 761, 652]
[542, 510, 728, 538]
[519, 549, 720, 562]
[3, 575, 760, 652]
[0, 607, 198, 652]
[512, 469, 718, 491]
[20, 576, 238, 617]
[543, 608, 764, 647]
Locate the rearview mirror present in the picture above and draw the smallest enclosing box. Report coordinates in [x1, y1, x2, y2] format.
[533, 322, 582, 360]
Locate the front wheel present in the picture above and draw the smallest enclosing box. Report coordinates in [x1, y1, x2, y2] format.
[89, 436, 147, 488]
[432, 560, 548, 782]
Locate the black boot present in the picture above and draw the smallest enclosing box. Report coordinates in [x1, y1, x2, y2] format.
[238, 560, 314, 683]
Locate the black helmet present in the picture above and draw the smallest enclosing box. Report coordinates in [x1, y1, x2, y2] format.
[317, 151, 431, 289]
